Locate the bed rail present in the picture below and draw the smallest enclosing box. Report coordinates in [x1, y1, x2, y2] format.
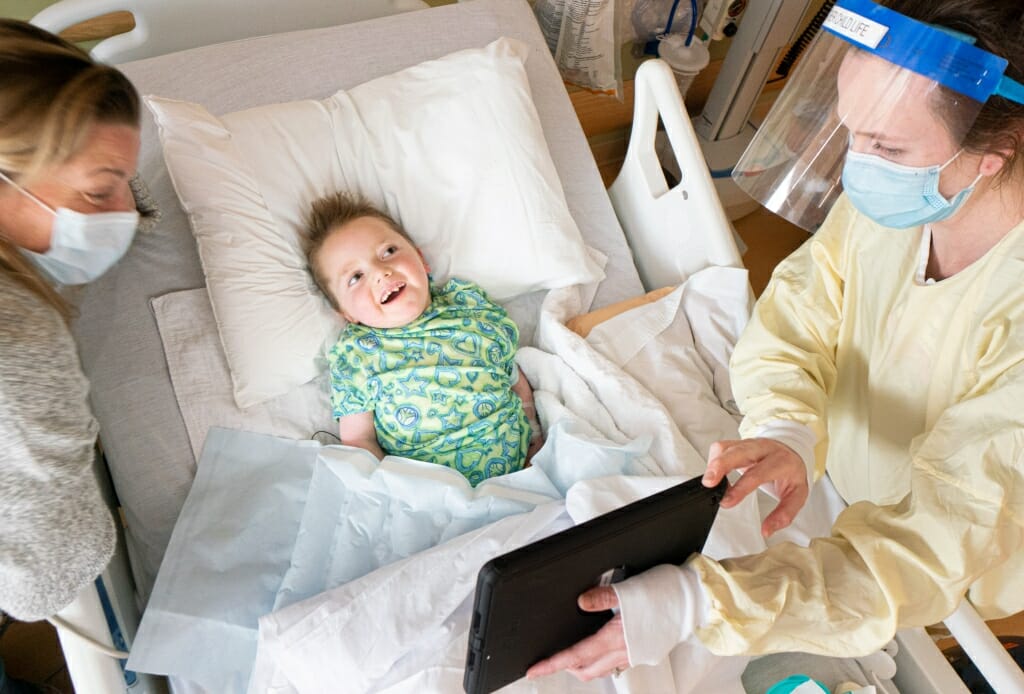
[608, 58, 743, 291]
[31, 0, 428, 64]
[50, 451, 165, 693]
[944, 601, 1024, 692]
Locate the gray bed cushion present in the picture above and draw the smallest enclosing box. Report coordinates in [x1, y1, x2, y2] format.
[71, 0, 643, 601]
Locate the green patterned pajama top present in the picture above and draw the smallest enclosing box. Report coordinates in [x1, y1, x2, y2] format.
[328, 278, 529, 485]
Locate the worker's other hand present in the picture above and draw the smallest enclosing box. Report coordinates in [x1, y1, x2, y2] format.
[526, 586, 628, 681]
[704, 438, 808, 537]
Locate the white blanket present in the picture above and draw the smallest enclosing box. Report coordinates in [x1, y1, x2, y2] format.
[249, 272, 767, 693]
[131, 269, 764, 692]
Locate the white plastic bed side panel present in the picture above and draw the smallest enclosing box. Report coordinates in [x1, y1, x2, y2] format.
[54, 583, 167, 693]
[31, 0, 429, 64]
[56, 452, 169, 693]
[95, 529, 167, 692]
[609, 58, 742, 291]
[944, 601, 1024, 692]
[893, 628, 969, 694]
[54, 585, 128, 693]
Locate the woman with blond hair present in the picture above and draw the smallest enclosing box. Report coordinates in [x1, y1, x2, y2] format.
[0, 19, 143, 626]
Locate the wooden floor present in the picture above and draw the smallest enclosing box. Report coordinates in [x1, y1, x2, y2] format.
[0, 617, 73, 692]
[733, 207, 810, 296]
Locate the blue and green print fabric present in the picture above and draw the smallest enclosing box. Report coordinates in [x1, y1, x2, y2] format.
[328, 278, 529, 486]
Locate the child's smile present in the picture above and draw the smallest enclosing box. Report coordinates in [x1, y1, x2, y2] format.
[317, 215, 431, 328]
[380, 281, 406, 304]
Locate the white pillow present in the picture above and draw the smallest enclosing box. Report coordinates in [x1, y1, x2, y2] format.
[147, 38, 605, 409]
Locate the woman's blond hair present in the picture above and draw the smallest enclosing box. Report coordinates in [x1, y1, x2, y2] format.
[0, 19, 140, 320]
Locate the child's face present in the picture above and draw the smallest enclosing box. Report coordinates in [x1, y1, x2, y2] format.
[317, 216, 431, 328]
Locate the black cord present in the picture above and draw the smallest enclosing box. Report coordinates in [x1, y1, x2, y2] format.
[312, 430, 342, 444]
[774, 0, 837, 79]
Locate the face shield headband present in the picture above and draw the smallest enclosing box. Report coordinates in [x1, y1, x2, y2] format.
[731, 0, 1024, 231]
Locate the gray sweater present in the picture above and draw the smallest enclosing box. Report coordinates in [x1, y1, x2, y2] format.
[0, 273, 115, 621]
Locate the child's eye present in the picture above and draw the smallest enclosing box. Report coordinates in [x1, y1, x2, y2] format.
[347, 271, 363, 287]
[382, 245, 397, 258]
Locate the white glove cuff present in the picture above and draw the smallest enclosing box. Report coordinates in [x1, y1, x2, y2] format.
[749, 420, 817, 497]
[612, 563, 708, 667]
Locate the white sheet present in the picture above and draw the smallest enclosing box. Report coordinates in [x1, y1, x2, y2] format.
[580, 266, 751, 458]
[151, 289, 335, 460]
[250, 275, 768, 693]
[252, 477, 764, 694]
[135, 270, 764, 692]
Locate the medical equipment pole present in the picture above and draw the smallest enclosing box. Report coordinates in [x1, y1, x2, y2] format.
[693, 0, 815, 219]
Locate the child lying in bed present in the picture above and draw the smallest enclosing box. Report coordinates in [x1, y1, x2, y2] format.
[304, 191, 543, 486]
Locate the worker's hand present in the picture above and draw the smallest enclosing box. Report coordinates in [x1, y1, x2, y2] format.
[704, 438, 808, 537]
[526, 586, 628, 681]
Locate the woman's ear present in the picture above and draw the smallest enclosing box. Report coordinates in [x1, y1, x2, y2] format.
[979, 150, 1009, 178]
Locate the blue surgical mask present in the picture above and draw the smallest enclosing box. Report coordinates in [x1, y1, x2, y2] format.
[841, 147, 983, 229]
[0, 171, 139, 285]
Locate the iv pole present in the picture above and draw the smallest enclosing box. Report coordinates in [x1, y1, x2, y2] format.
[693, 0, 816, 220]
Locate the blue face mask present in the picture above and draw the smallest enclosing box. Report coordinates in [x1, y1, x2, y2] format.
[841, 147, 983, 229]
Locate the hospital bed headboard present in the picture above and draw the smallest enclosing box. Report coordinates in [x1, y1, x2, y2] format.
[30, 0, 429, 63]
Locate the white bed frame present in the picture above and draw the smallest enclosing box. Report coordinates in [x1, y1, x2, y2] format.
[31, 0, 428, 64]
[39, 22, 1019, 694]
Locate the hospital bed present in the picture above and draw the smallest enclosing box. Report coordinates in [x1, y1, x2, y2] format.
[31, 0, 1017, 691]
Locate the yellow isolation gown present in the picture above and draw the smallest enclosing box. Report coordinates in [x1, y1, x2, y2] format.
[692, 195, 1024, 656]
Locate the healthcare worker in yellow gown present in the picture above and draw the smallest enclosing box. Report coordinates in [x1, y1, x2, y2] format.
[529, 0, 1024, 680]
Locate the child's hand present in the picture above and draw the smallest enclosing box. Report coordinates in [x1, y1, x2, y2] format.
[523, 401, 543, 466]
[526, 434, 545, 466]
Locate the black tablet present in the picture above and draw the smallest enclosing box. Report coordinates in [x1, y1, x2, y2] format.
[463, 475, 727, 694]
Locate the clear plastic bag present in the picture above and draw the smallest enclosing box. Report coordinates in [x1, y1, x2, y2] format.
[534, 0, 623, 98]
[534, 0, 566, 55]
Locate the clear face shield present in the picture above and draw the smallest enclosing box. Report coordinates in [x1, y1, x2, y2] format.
[732, 0, 1024, 231]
